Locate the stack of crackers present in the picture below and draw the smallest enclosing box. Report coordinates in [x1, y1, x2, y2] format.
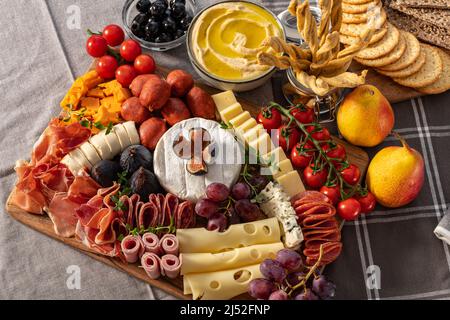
[340, 0, 450, 94]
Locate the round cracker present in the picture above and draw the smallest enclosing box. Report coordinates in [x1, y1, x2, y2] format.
[340, 22, 387, 45]
[417, 49, 450, 94]
[376, 49, 426, 78]
[355, 23, 400, 60]
[342, 2, 383, 24]
[378, 31, 421, 71]
[342, 0, 381, 14]
[355, 32, 406, 67]
[340, 9, 386, 37]
[393, 44, 443, 88]
[343, 0, 373, 4]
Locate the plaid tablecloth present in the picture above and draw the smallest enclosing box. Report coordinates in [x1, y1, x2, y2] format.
[0, 0, 449, 300]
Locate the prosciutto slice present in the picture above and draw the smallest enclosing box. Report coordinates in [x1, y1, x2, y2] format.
[142, 233, 162, 255]
[121, 235, 145, 263]
[160, 254, 181, 279]
[160, 234, 179, 256]
[141, 253, 161, 280]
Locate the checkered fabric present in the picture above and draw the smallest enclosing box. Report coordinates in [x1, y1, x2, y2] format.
[265, 0, 450, 300]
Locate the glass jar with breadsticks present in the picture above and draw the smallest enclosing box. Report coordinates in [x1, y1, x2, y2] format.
[258, 0, 374, 122]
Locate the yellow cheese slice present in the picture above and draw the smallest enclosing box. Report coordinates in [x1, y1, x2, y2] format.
[275, 170, 306, 198]
[234, 118, 257, 142]
[220, 103, 243, 124]
[69, 148, 92, 170]
[89, 133, 113, 160]
[122, 121, 140, 145]
[113, 124, 132, 150]
[181, 242, 283, 275]
[212, 90, 237, 113]
[270, 159, 294, 179]
[79, 142, 102, 166]
[228, 111, 251, 128]
[183, 264, 263, 300]
[248, 132, 275, 157]
[177, 218, 281, 253]
[242, 124, 264, 143]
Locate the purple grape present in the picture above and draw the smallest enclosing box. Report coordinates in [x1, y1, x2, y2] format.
[226, 207, 241, 225]
[285, 271, 306, 287]
[312, 275, 336, 299]
[249, 175, 269, 193]
[231, 183, 251, 200]
[195, 199, 219, 219]
[276, 249, 303, 272]
[235, 199, 261, 222]
[206, 183, 230, 202]
[207, 213, 228, 232]
[260, 259, 287, 283]
[294, 289, 319, 300]
[268, 290, 289, 300]
[248, 278, 275, 300]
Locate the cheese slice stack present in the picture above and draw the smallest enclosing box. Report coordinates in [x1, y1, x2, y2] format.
[61, 121, 140, 175]
[212, 91, 306, 199]
[178, 218, 283, 300]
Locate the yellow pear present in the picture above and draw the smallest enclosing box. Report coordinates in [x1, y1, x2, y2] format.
[337, 85, 394, 147]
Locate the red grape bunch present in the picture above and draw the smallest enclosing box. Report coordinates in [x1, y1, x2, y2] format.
[248, 248, 336, 300]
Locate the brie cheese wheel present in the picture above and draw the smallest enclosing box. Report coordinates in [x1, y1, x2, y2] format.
[154, 118, 243, 202]
[113, 123, 132, 150]
[89, 133, 113, 160]
[79, 141, 102, 165]
[122, 121, 140, 145]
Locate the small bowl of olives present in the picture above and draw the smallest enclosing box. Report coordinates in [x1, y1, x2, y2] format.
[122, 0, 195, 51]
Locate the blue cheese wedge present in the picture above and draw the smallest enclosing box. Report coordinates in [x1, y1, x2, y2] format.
[258, 182, 303, 249]
[122, 121, 140, 145]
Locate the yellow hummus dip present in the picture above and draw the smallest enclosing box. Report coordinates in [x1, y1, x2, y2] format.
[191, 2, 283, 81]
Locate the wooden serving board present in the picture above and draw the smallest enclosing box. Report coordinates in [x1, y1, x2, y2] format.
[5, 66, 369, 300]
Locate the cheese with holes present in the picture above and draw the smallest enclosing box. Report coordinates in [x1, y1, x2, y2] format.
[276, 170, 306, 198]
[181, 242, 283, 275]
[177, 218, 280, 253]
[122, 121, 140, 145]
[220, 103, 243, 123]
[270, 159, 294, 179]
[183, 264, 262, 300]
[229, 111, 251, 128]
[212, 90, 237, 112]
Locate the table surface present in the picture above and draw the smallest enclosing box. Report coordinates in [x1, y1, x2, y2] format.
[1, 0, 449, 300]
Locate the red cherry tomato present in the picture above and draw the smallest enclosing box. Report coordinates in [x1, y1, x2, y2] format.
[86, 35, 108, 58]
[134, 54, 156, 74]
[120, 39, 142, 62]
[341, 164, 361, 185]
[322, 143, 346, 162]
[303, 164, 328, 189]
[102, 24, 125, 47]
[337, 198, 362, 221]
[257, 108, 282, 131]
[290, 105, 315, 124]
[320, 185, 341, 205]
[355, 192, 377, 214]
[275, 125, 301, 152]
[96, 55, 118, 79]
[306, 126, 331, 141]
[290, 142, 315, 169]
[115, 65, 138, 87]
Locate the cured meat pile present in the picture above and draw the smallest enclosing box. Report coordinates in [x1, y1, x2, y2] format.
[293, 191, 342, 267]
[75, 185, 194, 257]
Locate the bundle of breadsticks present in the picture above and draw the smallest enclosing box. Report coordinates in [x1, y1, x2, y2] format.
[258, 0, 374, 96]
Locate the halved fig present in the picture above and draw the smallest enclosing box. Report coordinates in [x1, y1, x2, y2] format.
[186, 157, 208, 176]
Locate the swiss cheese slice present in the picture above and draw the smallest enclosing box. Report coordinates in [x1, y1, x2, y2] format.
[212, 90, 237, 113]
[122, 121, 140, 145]
[113, 123, 132, 150]
[276, 170, 306, 198]
[229, 111, 251, 128]
[177, 217, 280, 253]
[181, 242, 283, 275]
[270, 159, 294, 179]
[79, 142, 102, 165]
[183, 264, 263, 300]
[220, 103, 243, 124]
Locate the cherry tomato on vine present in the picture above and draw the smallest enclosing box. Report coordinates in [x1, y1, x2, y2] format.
[355, 192, 376, 214]
[96, 55, 118, 79]
[275, 125, 301, 152]
[303, 164, 328, 189]
[322, 143, 346, 162]
[86, 35, 108, 58]
[120, 39, 142, 62]
[134, 54, 156, 74]
[290, 105, 315, 124]
[306, 126, 331, 141]
[337, 198, 361, 221]
[115, 65, 138, 87]
[320, 185, 341, 205]
[102, 24, 125, 47]
[291, 142, 315, 169]
[341, 164, 361, 185]
[257, 107, 282, 131]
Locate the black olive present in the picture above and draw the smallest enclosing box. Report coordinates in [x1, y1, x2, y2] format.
[150, 1, 168, 18]
[120, 145, 153, 174]
[179, 15, 192, 31]
[145, 20, 161, 38]
[164, 8, 172, 18]
[155, 33, 173, 43]
[174, 29, 186, 39]
[91, 160, 121, 187]
[131, 13, 149, 37]
[162, 16, 177, 33]
[130, 167, 162, 200]
[169, 0, 186, 9]
[171, 2, 186, 19]
[136, 0, 151, 13]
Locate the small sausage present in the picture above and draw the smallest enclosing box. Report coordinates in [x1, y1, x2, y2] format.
[186, 87, 216, 120]
[129, 74, 160, 97]
[166, 70, 194, 97]
[140, 77, 171, 111]
[161, 98, 191, 126]
[121, 97, 151, 124]
[139, 117, 168, 150]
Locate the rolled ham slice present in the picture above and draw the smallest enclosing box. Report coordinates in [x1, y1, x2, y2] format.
[142, 232, 162, 255]
[121, 235, 145, 263]
[159, 234, 179, 256]
[160, 254, 181, 279]
[141, 253, 161, 280]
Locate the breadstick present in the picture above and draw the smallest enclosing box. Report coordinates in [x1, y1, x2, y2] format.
[320, 70, 368, 88]
[318, 0, 332, 47]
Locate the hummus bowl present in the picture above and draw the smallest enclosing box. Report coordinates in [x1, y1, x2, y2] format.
[187, 1, 285, 92]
